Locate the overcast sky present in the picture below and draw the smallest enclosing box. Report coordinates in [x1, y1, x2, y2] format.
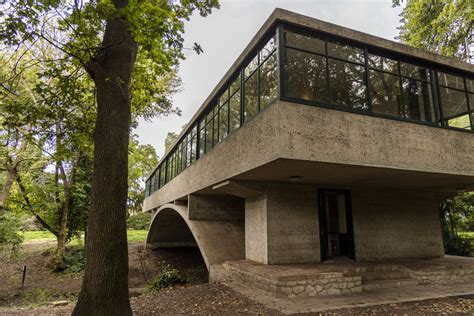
[136, 0, 404, 158]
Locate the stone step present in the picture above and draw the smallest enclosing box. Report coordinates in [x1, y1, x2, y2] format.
[359, 270, 411, 281]
[362, 278, 418, 291]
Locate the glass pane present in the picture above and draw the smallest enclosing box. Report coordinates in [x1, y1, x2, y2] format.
[181, 142, 187, 169]
[370, 70, 402, 117]
[285, 48, 328, 102]
[244, 71, 258, 122]
[329, 59, 368, 110]
[219, 89, 229, 105]
[368, 54, 398, 74]
[328, 41, 365, 64]
[229, 91, 240, 132]
[205, 121, 213, 153]
[260, 35, 276, 61]
[438, 72, 465, 90]
[186, 139, 192, 165]
[198, 126, 205, 157]
[191, 136, 197, 162]
[245, 54, 258, 78]
[400, 62, 431, 82]
[439, 87, 468, 118]
[213, 113, 219, 145]
[447, 113, 471, 130]
[401, 78, 435, 122]
[260, 53, 278, 109]
[284, 30, 325, 55]
[467, 78, 474, 92]
[230, 74, 240, 95]
[218, 103, 228, 142]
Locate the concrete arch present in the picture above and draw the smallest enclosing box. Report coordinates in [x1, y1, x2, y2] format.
[146, 203, 245, 271]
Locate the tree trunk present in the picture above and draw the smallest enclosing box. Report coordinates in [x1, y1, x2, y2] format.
[73, 0, 136, 314]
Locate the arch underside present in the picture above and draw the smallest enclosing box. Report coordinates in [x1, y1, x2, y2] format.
[146, 204, 245, 271]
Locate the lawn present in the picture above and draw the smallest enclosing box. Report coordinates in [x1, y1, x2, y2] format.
[20, 230, 148, 243]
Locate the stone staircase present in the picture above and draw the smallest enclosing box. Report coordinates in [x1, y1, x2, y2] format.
[357, 266, 418, 291]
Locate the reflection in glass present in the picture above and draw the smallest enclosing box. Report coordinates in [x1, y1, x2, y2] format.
[260, 53, 278, 109]
[368, 54, 398, 74]
[447, 114, 471, 129]
[438, 72, 465, 90]
[260, 35, 276, 61]
[229, 91, 240, 133]
[285, 48, 328, 102]
[245, 55, 258, 78]
[219, 102, 228, 142]
[400, 62, 431, 82]
[401, 78, 435, 122]
[370, 70, 402, 117]
[284, 30, 325, 55]
[439, 87, 468, 118]
[328, 41, 364, 64]
[329, 59, 367, 110]
[244, 72, 258, 121]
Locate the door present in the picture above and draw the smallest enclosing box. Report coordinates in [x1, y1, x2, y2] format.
[318, 189, 355, 261]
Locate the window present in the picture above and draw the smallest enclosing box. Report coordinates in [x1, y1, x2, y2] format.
[205, 111, 213, 153]
[370, 70, 402, 117]
[329, 59, 367, 110]
[401, 78, 435, 122]
[438, 72, 471, 130]
[285, 48, 328, 102]
[284, 30, 325, 55]
[327, 41, 365, 64]
[260, 52, 278, 109]
[198, 118, 205, 158]
[219, 102, 228, 142]
[229, 90, 240, 133]
[244, 69, 258, 121]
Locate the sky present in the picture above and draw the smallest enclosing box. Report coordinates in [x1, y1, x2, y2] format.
[136, 0, 404, 158]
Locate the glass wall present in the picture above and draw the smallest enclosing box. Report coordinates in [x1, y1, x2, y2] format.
[282, 27, 472, 129]
[146, 24, 473, 198]
[145, 32, 277, 197]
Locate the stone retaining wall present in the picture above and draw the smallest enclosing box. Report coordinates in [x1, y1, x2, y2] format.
[224, 263, 362, 298]
[402, 266, 474, 285]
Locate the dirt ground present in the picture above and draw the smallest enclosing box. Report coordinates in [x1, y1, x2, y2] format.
[1, 242, 474, 315]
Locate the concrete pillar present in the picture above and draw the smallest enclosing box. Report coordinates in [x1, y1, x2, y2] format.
[245, 183, 320, 264]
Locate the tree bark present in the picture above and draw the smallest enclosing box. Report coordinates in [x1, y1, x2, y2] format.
[73, 0, 136, 314]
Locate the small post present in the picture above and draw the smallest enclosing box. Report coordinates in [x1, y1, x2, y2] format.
[21, 265, 26, 289]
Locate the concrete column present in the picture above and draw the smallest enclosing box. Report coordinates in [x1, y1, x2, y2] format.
[245, 183, 320, 264]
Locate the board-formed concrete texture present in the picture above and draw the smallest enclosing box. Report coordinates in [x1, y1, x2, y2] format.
[144, 8, 474, 288]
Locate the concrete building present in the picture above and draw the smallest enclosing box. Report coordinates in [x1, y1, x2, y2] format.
[144, 9, 474, 297]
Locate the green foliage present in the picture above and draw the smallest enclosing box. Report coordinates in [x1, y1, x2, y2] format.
[0, 213, 23, 255]
[127, 229, 148, 243]
[17, 288, 53, 307]
[127, 212, 150, 230]
[164, 132, 179, 153]
[394, 0, 473, 59]
[128, 136, 159, 214]
[146, 265, 187, 291]
[444, 234, 473, 257]
[63, 247, 86, 273]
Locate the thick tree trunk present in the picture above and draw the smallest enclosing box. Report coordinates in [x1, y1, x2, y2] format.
[73, 1, 136, 314]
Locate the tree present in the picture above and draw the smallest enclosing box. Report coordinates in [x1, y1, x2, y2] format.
[128, 135, 158, 215]
[2, 0, 219, 313]
[164, 132, 179, 153]
[393, 0, 473, 61]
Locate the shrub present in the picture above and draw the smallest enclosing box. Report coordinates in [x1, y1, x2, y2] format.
[444, 235, 474, 257]
[63, 247, 85, 273]
[127, 212, 150, 230]
[146, 265, 187, 291]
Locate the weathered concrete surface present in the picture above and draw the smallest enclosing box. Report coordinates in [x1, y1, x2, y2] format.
[352, 189, 444, 260]
[244, 183, 320, 265]
[144, 101, 474, 210]
[188, 194, 244, 221]
[146, 204, 245, 270]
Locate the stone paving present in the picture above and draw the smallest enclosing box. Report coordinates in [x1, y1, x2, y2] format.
[220, 255, 474, 313]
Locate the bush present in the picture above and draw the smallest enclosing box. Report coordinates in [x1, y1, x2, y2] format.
[444, 235, 474, 257]
[127, 212, 150, 230]
[146, 266, 187, 291]
[0, 213, 23, 256]
[63, 247, 85, 273]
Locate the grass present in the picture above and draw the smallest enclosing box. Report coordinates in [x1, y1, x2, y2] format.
[20, 230, 148, 244]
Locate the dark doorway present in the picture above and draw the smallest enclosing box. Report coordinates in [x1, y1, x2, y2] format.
[318, 189, 355, 261]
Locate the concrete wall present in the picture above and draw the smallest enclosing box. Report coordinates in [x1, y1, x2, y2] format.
[188, 194, 244, 221]
[352, 189, 444, 260]
[245, 183, 320, 264]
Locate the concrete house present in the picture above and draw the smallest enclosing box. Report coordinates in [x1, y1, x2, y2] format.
[144, 9, 474, 297]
